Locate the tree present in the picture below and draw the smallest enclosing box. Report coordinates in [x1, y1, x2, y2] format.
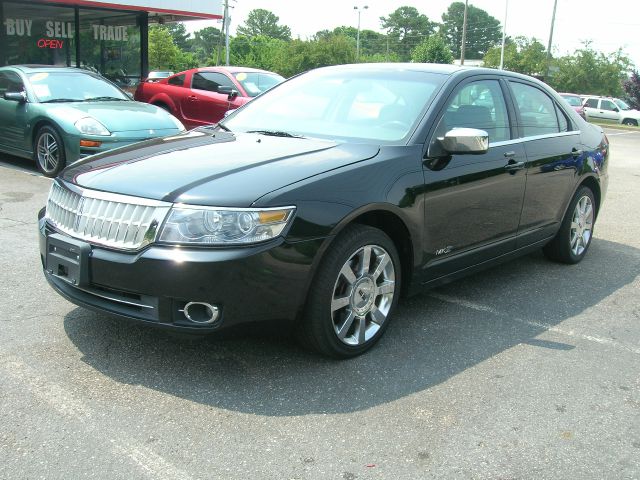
[380, 6, 436, 61]
[411, 35, 453, 64]
[549, 43, 632, 96]
[441, 2, 502, 60]
[191, 26, 222, 65]
[237, 9, 291, 41]
[163, 23, 192, 51]
[623, 70, 640, 109]
[314, 26, 387, 58]
[483, 36, 547, 75]
[148, 26, 197, 72]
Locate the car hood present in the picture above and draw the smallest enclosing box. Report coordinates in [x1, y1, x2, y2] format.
[61, 129, 380, 207]
[46, 101, 178, 132]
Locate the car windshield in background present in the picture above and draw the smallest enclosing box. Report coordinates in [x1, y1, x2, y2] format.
[614, 98, 631, 110]
[233, 72, 284, 97]
[28, 71, 129, 103]
[224, 69, 445, 142]
[562, 95, 582, 106]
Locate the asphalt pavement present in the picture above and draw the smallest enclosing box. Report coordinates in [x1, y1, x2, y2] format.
[0, 127, 639, 479]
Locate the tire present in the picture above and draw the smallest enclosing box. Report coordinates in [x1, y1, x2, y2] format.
[297, 224, 401, 358]
[543, 186, 596, 264]
[622, 119, 638, 127]
[33, 125, 66, 177]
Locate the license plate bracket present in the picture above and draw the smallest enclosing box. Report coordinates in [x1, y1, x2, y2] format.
[46, 233, 91, 287]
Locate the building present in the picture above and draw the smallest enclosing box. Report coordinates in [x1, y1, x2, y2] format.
[0, 0, 222, 88]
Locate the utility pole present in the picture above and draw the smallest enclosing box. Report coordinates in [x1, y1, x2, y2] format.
[460, 0, 468, 65]
[224, 0, 230, 66]
[354, 5, 368, 63]
[499, 0, 509, 69]
[546, 0, 558, 80]
[215, 0, 226, 66]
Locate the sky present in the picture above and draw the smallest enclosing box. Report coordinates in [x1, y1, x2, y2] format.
[185, 0, 640, 66]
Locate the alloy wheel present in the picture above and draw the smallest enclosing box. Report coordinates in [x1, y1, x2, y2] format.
[331, 244, 395, 346]
[570, 195, 593, 256]
[37, 132, 59, 174]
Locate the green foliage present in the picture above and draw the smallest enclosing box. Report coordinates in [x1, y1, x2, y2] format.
[548, 43, 632, 96]
[441, 2, 502, 60]
[411, 35, 454, 64]
[148, 26, 197, 72]
[380, 6, 436, 61]
[483, 36, 547, 75]
[191, 26, 222, 65]
[237, 9, 291, 41]
[163, 23, 192, 51]
[229, 35, 289, 73]
[623, 70, 640, 109]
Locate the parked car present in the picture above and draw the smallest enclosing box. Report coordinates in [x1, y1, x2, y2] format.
[0, 65, 185, 177]
[39, 63, 608, 358]
[559, 93, 586, 119]
[582, 95, 640, 126]
[134, 66, 285, 129]
[145, 71, 174, 83]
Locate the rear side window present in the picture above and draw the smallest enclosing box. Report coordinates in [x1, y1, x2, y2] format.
[168, 74, 185, 87]
[600, 99, 617, 111]
[555, 104, 570, 132]
[584, 98, 598, 108]
[510, 82, 560, 137]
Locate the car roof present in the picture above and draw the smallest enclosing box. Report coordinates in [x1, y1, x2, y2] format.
[195, 66, 279, 74]
[7, 65, 89, 74]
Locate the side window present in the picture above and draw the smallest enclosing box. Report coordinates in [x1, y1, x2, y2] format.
[510, 82, 560, 137]
[192, 72, 235, 93]
[600, 99, 616, 111]
[0, 71, 25, 95]
[555, 104, 570, 132]
[167, 74, 185, 87]
[584, 98, 598, 108]
[435, 79, 511, 143]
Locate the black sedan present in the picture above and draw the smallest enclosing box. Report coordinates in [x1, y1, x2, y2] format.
[39, 63, 609, 358]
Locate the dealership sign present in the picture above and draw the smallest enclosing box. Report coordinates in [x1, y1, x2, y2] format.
[5, 19, 129, 42]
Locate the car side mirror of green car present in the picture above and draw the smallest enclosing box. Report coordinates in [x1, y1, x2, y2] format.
[438, 128, 489, 155]
[3, 91, 27, 103]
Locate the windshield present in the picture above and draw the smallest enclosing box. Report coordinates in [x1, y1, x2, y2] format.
[223, 68, 445, 142]
[561, 95, 582, 107]
[614, 98, 631, 110]
[28, 71, 129, 103]
[233, 72, 284, 97]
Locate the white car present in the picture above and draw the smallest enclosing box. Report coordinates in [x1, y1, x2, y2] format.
[582, 96, 640, 126]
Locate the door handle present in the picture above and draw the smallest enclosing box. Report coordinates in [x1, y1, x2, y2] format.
[188, 95, 198, 101]
[504, 160, 525, 172]
[503, 151, 516, 158]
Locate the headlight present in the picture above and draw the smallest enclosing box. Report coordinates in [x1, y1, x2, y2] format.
[75, 117, 110, 136]
[158, 205, 296, 245]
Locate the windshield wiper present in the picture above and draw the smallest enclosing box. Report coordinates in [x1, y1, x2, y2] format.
[246, 129, 305, 138]
[217, 123, 231, 132]
[84, 96, 128, 101]
[40, 98, 80, 103]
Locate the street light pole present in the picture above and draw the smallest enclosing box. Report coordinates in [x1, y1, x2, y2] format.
[499, 0, 509, 69]
[354, 5, 368, 62]
[460, 0, 468, 65]
[546, 0, 558, 80]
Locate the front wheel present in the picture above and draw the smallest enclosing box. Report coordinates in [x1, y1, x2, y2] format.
[298, 225, 401, 358]
[543, 186, 596, 264]
[33, 125, 66, 177]
[622, 119, 638, 127]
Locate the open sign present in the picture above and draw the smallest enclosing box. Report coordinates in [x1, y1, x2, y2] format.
[37, 39, 64, 49]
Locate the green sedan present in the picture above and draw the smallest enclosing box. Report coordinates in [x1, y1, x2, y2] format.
[0, 65, 186, 177]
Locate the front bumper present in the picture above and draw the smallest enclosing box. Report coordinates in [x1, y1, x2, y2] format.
[39, 217, 323, 332]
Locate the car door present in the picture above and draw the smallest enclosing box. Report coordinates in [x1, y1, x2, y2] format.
[421, 77, 527, 280]
[183, 71, 240, 126]
[582, 97, 600, 120]
[507, 81, 582, 247]
[596, 98, 621, 123]
[0, 70, 30, 155]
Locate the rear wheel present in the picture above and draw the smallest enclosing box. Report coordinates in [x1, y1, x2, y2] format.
[33, 125, 66, 177]
[543, 186, 595, 264]
[298, 225, 401, 358]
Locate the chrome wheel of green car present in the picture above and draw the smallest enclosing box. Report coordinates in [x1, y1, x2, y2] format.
[34, 126, 66, 177]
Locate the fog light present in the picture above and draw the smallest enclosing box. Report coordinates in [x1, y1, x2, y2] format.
[181, 302, 219, 324]
[80, 139, 102, 147]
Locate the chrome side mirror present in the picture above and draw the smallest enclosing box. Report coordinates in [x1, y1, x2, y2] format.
[438, 128, 489, 155]
[3, 91, 27, 103]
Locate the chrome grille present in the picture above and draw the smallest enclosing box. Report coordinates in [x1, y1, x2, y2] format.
[46, 181, 172, 250]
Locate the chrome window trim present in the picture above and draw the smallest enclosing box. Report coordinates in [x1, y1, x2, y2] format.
[491, 130, 580, 148]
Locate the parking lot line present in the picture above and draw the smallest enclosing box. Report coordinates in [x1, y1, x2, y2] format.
[1, 355, 196, 480]
[428, 292, 640, 355]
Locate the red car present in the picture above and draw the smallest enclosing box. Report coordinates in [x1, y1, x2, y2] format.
[134, 67, 284, 129]
[559, 93, 586, 119]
